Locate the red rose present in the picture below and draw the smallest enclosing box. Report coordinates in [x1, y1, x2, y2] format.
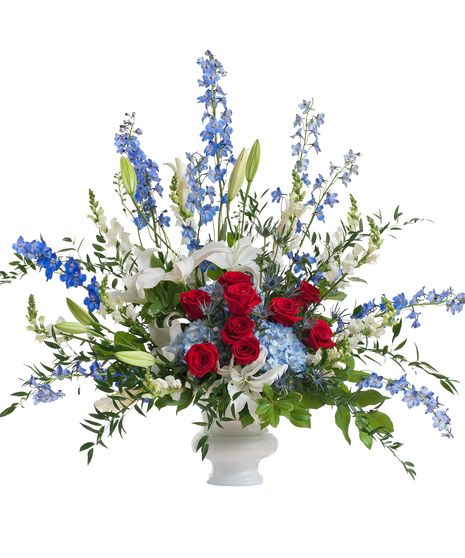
[224, 284, 261, 316]
[231, 336, 260, 364]
[183, 343, 219, 378]
[293, 281, 321, 309]
[218, 271, 253, 288]
[268, 297, 302, 327]
[180, 289, 211, 320]
[221, 316, 255, 345]
[302, 319, 336, 350]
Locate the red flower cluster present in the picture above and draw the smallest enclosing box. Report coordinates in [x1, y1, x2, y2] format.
[302, 319, 336, 350]
[221, 272, 261, 364]
[183, 271, 261, 376]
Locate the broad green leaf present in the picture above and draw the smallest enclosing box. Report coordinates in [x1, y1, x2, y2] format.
[268, 405, 280, 428]
[335, 406, 351, 444]
[262, 383, 273, 400]
[359, 430, 373, 449]
[368, 411, 394, 433]
[355, 389, 389, 407]
[300, 394, 325, 409]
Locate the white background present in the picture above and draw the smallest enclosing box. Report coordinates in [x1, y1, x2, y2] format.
[1, 1, 464, 557]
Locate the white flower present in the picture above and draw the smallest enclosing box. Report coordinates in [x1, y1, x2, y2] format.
[347, 318, 364, 335]
[126, 304, 139, 321]
[352, 243, 365, 260]
[307, 349, 322, 365]
[323, 263, 341, 283]
[341, 253, 357, 276]
[165, 158, 189, 205]
[218, 347, 287, 419]
[331, 226, 344, 246]
[134, 242, 232, 297]
[327, 347, 340, 362]
[207, 236, 262, 286]
[111, 310, 123, 324]
[165, 375, 184, 401]
[94, 390, 137, 413]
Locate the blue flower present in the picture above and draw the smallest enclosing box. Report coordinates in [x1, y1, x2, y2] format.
[392, 293, 408, 311]
[158, 214, 171, 227]
[84, 277, 100, 312]
[385, 374, 408, 395]
[402, 387, 422, 409]
[324, 192, 339, 208]
[329, 162, 339, 176]
[432, 409, 451, 431]
[341, 171, 351, 187]
[199, 204, 219, 224]
[182, 224, 196, 241]
[33, 384, 65, 405]
[255, 321, 307, 374]
[60, 257, 86, 288]
[271, 188, 283, 203]
[52, 365, 71, 380]
[292, 143, 307, 157]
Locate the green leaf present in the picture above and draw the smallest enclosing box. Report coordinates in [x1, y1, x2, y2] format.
[196, 435, 209, 452]
[300, 394, 325, 409]
[288, 416, 311, 428]
[255, 403, 271, 416]
[325, 291, 347, 302]
[355, 389, 389, 407]
[10, 391, 29, 397]
[201, 443, 209, 461]
[335, 406, 351, 444]
[359, 430, 373, 449]
[262, 383, 273, 400]
[268, 405, 280, 428]
[276, 401, 294, 412]
[0, 404, 18, 418]
[392, 319, 402, 341]
[92, 243, 105, 252]
[79, 442, 94, 452]
[240, 415, 255, 428]
[289, 409, 311, 421]
[368, 411, 394, 433]
[394, 339, 407, 351]
[148, 300, 165, 315]
[348, 277, 368, 284]
[87, 448, 94, 465]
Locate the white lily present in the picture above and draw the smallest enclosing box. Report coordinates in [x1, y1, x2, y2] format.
[134, 242, 232, 298]
[165, 158, 189, 205]
[218, 347, 287, 419]
[147, 312, 188, 348]
[207, 236, 262, 286]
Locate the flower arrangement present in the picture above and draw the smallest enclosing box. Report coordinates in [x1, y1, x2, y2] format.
[1, 50, 463, 479]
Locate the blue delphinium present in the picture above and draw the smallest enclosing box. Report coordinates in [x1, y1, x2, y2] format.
[254, 321, 307, 374]
[60, 257, 86, 288]
[12, 237, 62, 281]
[52, 365, 72, 380]
[356, 372, 384, 389]
[84, 276, 100, 312]
[27, 376, 65, 404]
[114, 113, 162, 229]
[291, 99, 325, 175]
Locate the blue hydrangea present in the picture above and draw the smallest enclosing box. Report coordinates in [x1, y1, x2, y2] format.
[166, 320, 215, 362]
[255, 321, 307, 374]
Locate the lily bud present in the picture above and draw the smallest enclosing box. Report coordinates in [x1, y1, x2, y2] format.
[115, 351, 156, 368]
[120, 156, 137, 195]
[54, 322, 89, 335]
[67, 298, 96, 326]
[245, 140, 260, 183]
[227, 148, 248, 201]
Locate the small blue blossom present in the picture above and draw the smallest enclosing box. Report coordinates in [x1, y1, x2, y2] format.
[324, 192, 339, 208]
[60, 258, 86, 288]
[33, 384, 65, 405]
[271, 188, 283, 203]
[402, 386, 422, 409]
[199, 204, 219, 224]
[158, 214, 171, 227]
[52, 365, 71, 380]
[341, 171, 351, 187]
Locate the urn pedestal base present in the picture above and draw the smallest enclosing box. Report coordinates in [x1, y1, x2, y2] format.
[192, 417, 278, 486]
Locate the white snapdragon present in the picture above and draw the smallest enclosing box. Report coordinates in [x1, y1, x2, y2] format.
[341, 253, 357, 276]
[111, 310, 123, 324]
[105, 218, 133, 254]
[323, 263, 341, 283]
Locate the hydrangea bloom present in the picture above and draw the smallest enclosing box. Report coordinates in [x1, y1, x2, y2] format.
[255, 321, 307, 374]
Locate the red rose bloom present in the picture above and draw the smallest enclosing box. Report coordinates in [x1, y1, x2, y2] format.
[218, 271, 253, 289]
[180, 289, 211, 320]
[224, 284, 261, 316]
[231, 336, 260, 364]
[268, 297, 302, 327]
[302, 319, 336, 350]
[221, 316, 255, 345]
[183, 343, 219, 378]
[293, 281, 321, 309]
